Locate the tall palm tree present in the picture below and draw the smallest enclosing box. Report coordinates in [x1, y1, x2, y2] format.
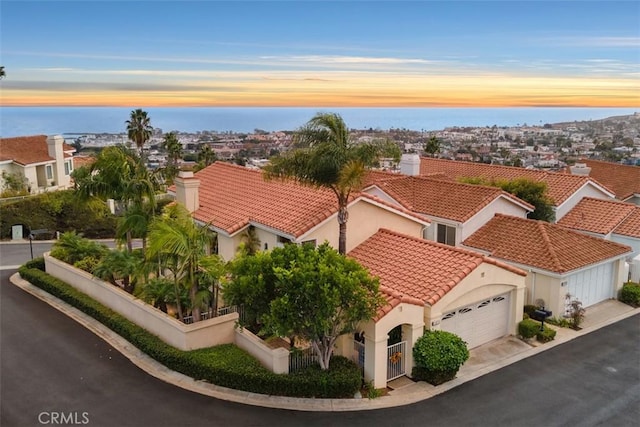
[162, 132, 182, 167]
[263, 112, 399, 254]
[196, 144, 217, 171]
[75, 145, 158, 252]
[126, 109, 153, 159]
[0, 66, 5, 80]
[146, 203, 224, 323]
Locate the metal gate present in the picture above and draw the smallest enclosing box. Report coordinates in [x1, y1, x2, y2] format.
[387, 341, 407, 381]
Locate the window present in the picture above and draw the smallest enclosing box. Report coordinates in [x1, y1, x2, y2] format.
[301, 239, 316, 248]
[64, 160, 73, 175]
[46, 165, 53, 180]
[277, 235, 292, 245]
[437, 224, 456, 246]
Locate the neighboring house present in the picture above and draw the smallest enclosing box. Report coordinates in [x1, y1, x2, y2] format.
[557, 197, 640, 259]
[169, 162, 431, 261]
[567, 160, 640, 205]
[344, 228, 527, 388]
[0, 135, 75, 194]
[399, 154, 615, 221]
[463, 214, 632, 317]
[363, 175, 533, 246]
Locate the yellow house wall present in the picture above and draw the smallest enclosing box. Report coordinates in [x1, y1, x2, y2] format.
[525, 272, 564, 314]
[305, 200, 425, 252]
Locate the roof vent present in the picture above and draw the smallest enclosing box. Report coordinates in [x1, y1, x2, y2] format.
[569, 163, 591, 176]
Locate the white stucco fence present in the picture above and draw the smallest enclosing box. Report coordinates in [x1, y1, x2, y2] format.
[43, 252, 237, 351]
[234, 328, 290, 374]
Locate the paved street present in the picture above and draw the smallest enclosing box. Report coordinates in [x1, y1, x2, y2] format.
[1, 266, 638, 427]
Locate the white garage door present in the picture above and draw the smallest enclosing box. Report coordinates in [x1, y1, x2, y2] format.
[440, 293, 510, 349]
[567, 263, 614, 308]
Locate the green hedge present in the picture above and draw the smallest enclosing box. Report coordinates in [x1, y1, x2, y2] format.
[619, 282, 640, 307]
[536, 327, 556, 343]
[17, 266, 360, 398]
[518, 319, 540, 339]
[0, 190, 117, 239]
[412, 330, 469, 385]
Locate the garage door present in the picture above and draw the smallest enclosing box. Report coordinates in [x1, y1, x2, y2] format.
[440, 293, 510, 349]
[567, 263, 613, 308]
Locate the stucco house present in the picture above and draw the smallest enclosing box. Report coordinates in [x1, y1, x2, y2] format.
[343, 228, 527, 388]
[400, 154, 616, 221]
[557, 197, 640, 259]
[0, 135, 75, 194]
[363, 175, 533, 246]
[169, 162, 533, 388]
[169, 162, 431, 261]
[567, 159, 640, 205]
[463, 214, 632, 317]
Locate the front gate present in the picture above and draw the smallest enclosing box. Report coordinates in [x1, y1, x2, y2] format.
[387, 341, 407, 381]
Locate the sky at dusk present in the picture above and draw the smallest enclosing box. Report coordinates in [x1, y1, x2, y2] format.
[1, 1, 639, 108]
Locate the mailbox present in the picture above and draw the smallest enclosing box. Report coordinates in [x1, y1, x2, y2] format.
[532, 309, 552, 321]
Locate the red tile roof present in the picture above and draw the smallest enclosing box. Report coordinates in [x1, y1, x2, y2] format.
[557, 197, 638, 236]
[186, 162, 428, 238]
[368, 176, 533, 222]
[349, 228, 525, 308]
[568, 159, 640, 201]
[419, 157, 613, 205]
[614, 206, 640, 239]
[0, 135, 75, 165]
[463, 214, 632, 274]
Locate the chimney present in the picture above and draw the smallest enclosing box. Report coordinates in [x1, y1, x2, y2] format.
[46, 135, 65, 184]
[400, 153, 421, 176]
[569, 163, 591, 176]
[175, 171, 200, 213]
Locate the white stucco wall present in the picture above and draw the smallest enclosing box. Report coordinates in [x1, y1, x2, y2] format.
[612, 235, 640, 259]
[462, 197, 530, 241]
[363, 187, 403, 207]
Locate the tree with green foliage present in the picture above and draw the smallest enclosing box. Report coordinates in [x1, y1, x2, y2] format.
[0, 66, 5, 80]
[424, 136, 441, 157]
[458, 176, 555, 222]
[196, 144, 217, 171]
[93, 248, 142, 293]
[1, 171, 29, 197]
[161, 132, 182, 184]
[126, 109, 153, 159]
[225, 242, 384, 370]
[146, 203, 224, 323]
[50, 231, 108, 271]
[75, 145, 159, 252]
[264, 112, 399, 254]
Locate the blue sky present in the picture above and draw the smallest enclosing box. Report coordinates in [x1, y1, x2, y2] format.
[1, 1, 639, 107]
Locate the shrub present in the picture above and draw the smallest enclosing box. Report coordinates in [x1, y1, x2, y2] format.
[619, 282, 640, 307]
[23, 256, 45, 271]
[567, 299, 586, 329]
[536, 327, 556, 343]
[518, 318, 540, 339]
[50, 231, 108, 266]
[523, 304, 539, 317]
[412, 330, 469, 385]
[546, 316, 570, 328]
[17, 265, 361, 398]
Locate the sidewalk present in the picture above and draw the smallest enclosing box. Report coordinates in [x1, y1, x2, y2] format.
[9, 273, 640, 412]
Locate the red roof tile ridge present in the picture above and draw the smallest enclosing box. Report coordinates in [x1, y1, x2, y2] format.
[356, 193, 430, 223]
[537, 220, 564, 272]
[420, 156, 545, 176]
[378, 285, 425, 307]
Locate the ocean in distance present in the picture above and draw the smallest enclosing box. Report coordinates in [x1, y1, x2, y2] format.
[1, 107, 638, 137]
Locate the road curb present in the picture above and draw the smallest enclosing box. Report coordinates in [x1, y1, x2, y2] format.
[9, 272, 640, 412]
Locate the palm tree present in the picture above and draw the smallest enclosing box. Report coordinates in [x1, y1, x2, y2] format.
[126, 109, 153, 159]
[196, 144, 217, 171]
[93, 249, 142, 293]
[263, 112, 399, 254]
[162, 132, 182, 166]
[75, 145, 158, 252]
[146, 203, 224, 323]
[0, 66, 5, 80]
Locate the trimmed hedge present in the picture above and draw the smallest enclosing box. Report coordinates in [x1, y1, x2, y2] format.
[619, 282, 640, 307]
[536, 327, 556, 343]
[412, 330, 469, 385]
[17, 266, 360, 398]
[518, 319, 540, 339]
